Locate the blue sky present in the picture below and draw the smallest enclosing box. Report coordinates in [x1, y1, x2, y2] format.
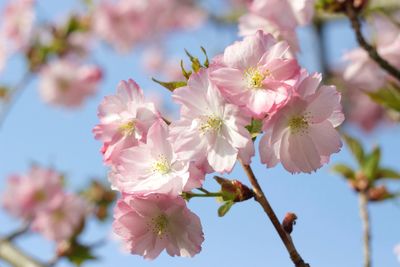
[0, 1, 399, 267]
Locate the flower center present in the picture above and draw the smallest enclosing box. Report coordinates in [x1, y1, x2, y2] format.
[152, 155, 171, 175]
[200, 115, 223, 133]
[151, 214, 169, 236]
[244, 67, 270, 89]
[119, 121, 136, 136]
[288, 115, 309, 134]
[33, 190, 46, 201]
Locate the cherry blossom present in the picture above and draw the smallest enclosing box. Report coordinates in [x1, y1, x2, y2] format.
[238, 0, 314, 52]
[2, 166, 63, 219]
[259, 71, 344, 173]
[93, 79, 161, 165]
[38, 58, 102, 108]
[113, 193, 204, 259]
[343, 14, 400, 90]
[110, 121, 194, 195]
[31, 193, 89, 242]
[170, 69, 254, 173]
[211, 30, 300, 118]
[1, 0, 35, 51]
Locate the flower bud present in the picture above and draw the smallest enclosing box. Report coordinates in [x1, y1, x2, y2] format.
[282, 212, 297, 234]
[367, 185, 391, 202]
[214, 176, 254, 202]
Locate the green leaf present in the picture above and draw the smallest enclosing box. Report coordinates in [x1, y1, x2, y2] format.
[245, 119, 263, 140]
[366, 84, 400, 112]
[200, 46, 209, 68]
[332, 164, 355, 180]
[218, 201, 234, 217]
[152, 78, 187, 91]
[362, 146, 381, 181]
[180, 60, 192, 80]
[184, 49, 202, 73]
[66, 243, 97, 267]
[343, 134, 365, 165]
[377, 167, 400, 179]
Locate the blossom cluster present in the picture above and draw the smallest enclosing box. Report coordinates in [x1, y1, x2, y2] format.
[93, 30, 344, 259]
[2, 166, 89, 242]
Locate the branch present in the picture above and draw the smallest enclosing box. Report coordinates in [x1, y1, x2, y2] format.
[0, 72, 32, 130]
[0, 239, 45, 267]
[239, 160, 310, 267]
[345, 1, 400, 83]
[5, 223, 30, 241]
[359, 192, 371, 267]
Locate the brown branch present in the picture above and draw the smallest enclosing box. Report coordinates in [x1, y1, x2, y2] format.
[239, 160, 310, 267]
[345, 1, 400, 83]
[359, 192, 371, 267]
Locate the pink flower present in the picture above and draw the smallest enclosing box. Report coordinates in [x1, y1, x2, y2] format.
[110, 121, 193, 195]
[113, 193, 204, 259]
[259, 71, 344, 173]
[31, 193, 89, 242]
[238, 13, 300, 52]
[2, 166, 63, 219]
[93, 79, 161, 165]
[93, 1, 148, 52]
[39, 58, 102, 108]
[1, 0, 35, 51]
[343, 14, 400, 90]
[211, 30, 300, 118]
[170, 69, 254, 173]
[238, 0, 314, 52]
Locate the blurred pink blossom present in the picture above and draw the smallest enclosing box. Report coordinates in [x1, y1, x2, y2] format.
[113, 193, 204, 259]
[170, 69, 254, 173]
[93, 0, 204, 52]
[38, 58, 102, 108]
[394, 244, 400, 262]
[238, 0, 314, 52]
[1, 0, 35, 51]
[93, 79, 161, 165]
[259, 71, 344, 173]
[31, 193, 89, 242]
[2, 166, 63, 219]
[343, 14, 400, 91]
[211, 30, 300, 119]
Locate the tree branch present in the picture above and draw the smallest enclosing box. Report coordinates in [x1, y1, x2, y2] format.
[359, 192, 371, 267]
[0, 239, 45, 267]
[345, 1, 400, 83]
[239, 160, 310, 267]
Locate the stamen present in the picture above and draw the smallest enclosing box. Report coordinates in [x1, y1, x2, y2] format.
[119, 121, 136, 136]
[200, 115, 223, 133]
[152, 155, 171, 175]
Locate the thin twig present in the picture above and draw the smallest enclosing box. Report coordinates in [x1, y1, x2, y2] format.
[359, 192, 371, 267]
[5, 223, 30, 241]
[0, 72, 32, 130]
[239, 160, 310, 267]
[345, 1, 400, 83]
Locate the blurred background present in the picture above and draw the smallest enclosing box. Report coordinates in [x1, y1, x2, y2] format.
[0, 0, 399, 266]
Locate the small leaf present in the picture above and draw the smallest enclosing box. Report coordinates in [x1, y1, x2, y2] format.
[200, 46, 209, 68]
[376, 167, 400, 179]
[332, 164, 355, 179]
[343, 134, 364, 165]
[66, 243, 97, 267]
[180, 60, 192, 80]
[366, 84, 400, 112]
[245, 119, 263, 140]
[152, 78, 186, 91]
[184, 49, 202, 73]
[218, 201, 234, 217]
[362, 146, 381, 181]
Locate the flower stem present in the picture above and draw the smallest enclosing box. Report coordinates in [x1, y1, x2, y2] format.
[182, 191, 224, 200]
[359, 192, 371, 267]
[239, 160, 310, 267]
[345, 1, 400, 84]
